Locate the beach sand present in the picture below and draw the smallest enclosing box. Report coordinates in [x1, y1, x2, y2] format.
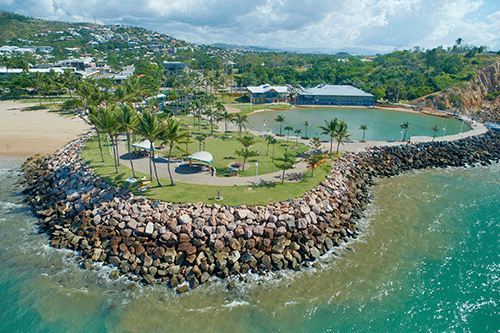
[0, 100, 91, 158]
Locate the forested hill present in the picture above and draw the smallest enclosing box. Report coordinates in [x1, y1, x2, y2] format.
[0, 11, 86, 43]
[1, 11, 500, 117]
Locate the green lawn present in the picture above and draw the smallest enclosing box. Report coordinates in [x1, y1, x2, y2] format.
[232, 103, 293, 114]
[81, 135, 332, 206]
[162, 115, 310, 178]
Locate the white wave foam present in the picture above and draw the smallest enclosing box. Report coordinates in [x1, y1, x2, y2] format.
[222, 300, 250, 308]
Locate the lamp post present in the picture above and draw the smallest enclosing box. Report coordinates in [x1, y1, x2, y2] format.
[255, 161, 259, 186]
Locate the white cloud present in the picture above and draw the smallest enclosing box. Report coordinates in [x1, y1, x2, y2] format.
[0, 0, 498, 52]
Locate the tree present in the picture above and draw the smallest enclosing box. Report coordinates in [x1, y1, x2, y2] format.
[269, 137, 278, 159]
[284, 125, 293, 141]
[309, 137, 322, 152]
[294, 129, 302, 143]
[235, 136, 257, 172]
[232, 114, 249, 137]
[318, 118, 339, 157]
[99, 105, 120, 173]
[400, 121, 409, 141]
[195, 134, 206, 151]
[275, 114, 285, 135]
[30, 72, 45, 106]
[136, 109, 165, 186]
[81, 106, 105, 162]
[61, 69, 75, 98]
[359, 124, 368, 142]
[304, 121, 309, 138]
[334, 120, 351, 154]
[220, 110, 232, 133]
[304, 151, 321, 178]
[159, 118, 190, 186]
[274, 149, 297, 184]
[265, 135, 273, 155]
[431, 125, 440, 141]
[118, 104, 139, 177]
[203, 107, 216, 135]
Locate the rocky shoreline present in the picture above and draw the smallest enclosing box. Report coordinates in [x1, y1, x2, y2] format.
[21, 131, 500, 292]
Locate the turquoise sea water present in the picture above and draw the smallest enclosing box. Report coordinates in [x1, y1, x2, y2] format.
[247, 108, 469, 141]
[0, 157, 498, 333]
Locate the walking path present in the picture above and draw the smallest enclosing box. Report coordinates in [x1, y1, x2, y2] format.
[117, 115, 487, 187]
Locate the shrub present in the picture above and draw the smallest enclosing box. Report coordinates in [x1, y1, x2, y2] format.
[62, 98, 83, 110]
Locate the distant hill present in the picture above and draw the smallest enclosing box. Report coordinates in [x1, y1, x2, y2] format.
[211, 43, 275, 53]
[0, 11, 89, 43]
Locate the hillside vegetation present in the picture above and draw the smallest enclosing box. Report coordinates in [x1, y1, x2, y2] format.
[0, 11, 84, 43]
[1, 11, 500, 118]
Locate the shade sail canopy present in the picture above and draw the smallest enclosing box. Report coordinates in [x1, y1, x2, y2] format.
[131, 139, 154, 151]
[187, 151, 213, 165]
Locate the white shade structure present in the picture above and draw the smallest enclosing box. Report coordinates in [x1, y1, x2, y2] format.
[131, 139, 154, 151]
[187, 151, 214, 165]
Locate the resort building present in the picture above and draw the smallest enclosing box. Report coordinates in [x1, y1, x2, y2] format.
[162, 61, 188, 75]
[295, 84, 374, 106]
[247, 84, 289, 104]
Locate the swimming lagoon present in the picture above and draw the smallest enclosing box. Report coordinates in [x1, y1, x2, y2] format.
[247, 107, 469, 141]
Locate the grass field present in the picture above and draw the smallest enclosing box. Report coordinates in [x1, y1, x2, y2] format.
[167, 114, 310, 177]
[81, 135, 332, 206]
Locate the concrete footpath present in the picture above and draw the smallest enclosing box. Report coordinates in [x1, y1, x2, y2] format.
[117, 115, 487, 187]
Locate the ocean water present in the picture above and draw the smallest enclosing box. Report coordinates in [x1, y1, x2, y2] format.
[247, 108, 468, 141]
[0, 157, 498, 333]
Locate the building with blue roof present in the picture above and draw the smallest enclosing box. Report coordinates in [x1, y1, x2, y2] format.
[296, 84, 374, 106]
[247, 84, 289, 104]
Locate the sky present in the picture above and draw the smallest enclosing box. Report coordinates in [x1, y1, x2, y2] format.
[1, 0, 499, 54]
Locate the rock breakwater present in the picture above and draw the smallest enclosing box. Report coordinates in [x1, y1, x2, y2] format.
[21, 131, 500, 291]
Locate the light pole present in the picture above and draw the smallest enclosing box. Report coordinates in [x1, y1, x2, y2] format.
[255, 161, 259, 186]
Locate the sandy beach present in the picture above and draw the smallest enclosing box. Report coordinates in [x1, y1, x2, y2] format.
[0, 100, 91, 158]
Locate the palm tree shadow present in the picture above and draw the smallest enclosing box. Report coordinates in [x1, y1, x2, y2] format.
[175, 164, 204, 174]
[120, 152, 144, 160]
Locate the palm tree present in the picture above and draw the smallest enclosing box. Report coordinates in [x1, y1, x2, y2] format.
[194, 98, 204, 131]
[304, 121, 309, 138]
[81, 106, 105, 162]
[359, 124, 368, 142]
[335, 120, 351, 154]
[195, 134, 206, 151]
[99, 105, 120, 173]
[284, 126, 293, 141]
[159, 118, 190, 186]
[61, 69, 75, 98]
[318, 118, 339, 157]
[269, 137, 278, 159]
[431, 125, 440, 141]
[135, 109, 165, 186]
[203, 107, 216, 135]
[274, 149, 297, 184]
[232, 114, 249, 137]
[294, 129, 302, 143]
[400, 121, 409, 141]
[275, 114, 285, 135]
[31, 72, 45, 106]
[221, 110, 231, 133]
[265, 135, 273, 155]
[118, 104, 139, 177]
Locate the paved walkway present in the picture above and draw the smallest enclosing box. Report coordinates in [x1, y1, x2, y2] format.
[117, 115, 487, 187]
[117, 139, 309, 186]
